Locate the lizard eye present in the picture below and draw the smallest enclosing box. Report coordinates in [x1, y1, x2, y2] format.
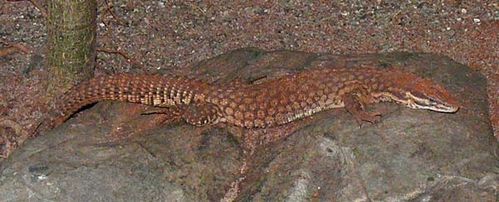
[428, 97, 441, 105]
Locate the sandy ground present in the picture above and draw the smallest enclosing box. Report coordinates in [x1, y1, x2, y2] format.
[0, 0, 497, 150]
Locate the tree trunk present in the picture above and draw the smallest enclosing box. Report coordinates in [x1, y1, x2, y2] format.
[46, 0, 97, 96]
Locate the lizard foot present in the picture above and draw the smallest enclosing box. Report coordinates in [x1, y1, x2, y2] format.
[141, 107, 182, 116]
[352, 111, 382, 127]
[343, 92, 382, 127]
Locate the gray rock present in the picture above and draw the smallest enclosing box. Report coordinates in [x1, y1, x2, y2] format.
[1, 49, 496, 201]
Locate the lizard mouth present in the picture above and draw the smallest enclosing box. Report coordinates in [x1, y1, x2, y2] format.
[408, 101, 459, 113]
[371, 92, 459, 113]
[406, 92, 459, 113]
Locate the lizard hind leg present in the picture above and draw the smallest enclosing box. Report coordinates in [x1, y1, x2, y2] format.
[182, 103, 221, 126]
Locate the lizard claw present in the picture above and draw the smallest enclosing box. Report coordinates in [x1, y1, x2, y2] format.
[353, 111, 382, 127]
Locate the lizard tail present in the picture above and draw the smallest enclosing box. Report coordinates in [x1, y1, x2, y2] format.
[45, 74, 158, 129]
[41, 73, 207, 132]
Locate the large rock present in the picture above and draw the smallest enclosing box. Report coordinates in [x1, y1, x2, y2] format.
[0, 49, 496, 201]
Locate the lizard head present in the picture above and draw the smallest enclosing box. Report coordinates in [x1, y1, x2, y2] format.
[382, 70, 460, 113]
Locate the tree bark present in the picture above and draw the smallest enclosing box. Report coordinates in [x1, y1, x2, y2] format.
[46, 0, 97, 96]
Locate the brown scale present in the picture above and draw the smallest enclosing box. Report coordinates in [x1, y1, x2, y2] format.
[46, 67, 459, 130]
[210, 68, 458, 127]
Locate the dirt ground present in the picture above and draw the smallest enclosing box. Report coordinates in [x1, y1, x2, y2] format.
[0, 0, 497, 155]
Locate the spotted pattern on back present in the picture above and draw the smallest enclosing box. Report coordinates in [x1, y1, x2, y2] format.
[50, 67, 458, 129]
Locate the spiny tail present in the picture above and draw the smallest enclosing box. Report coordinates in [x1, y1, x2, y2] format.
[41, 73, 209, 132]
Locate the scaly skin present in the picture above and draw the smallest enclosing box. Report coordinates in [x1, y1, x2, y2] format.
[47, 67, 459, 129]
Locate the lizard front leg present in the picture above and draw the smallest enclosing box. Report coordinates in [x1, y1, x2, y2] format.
[343, 92, 381, 125]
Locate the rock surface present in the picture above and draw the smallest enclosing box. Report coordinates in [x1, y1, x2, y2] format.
[0, 49, 497, 201]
